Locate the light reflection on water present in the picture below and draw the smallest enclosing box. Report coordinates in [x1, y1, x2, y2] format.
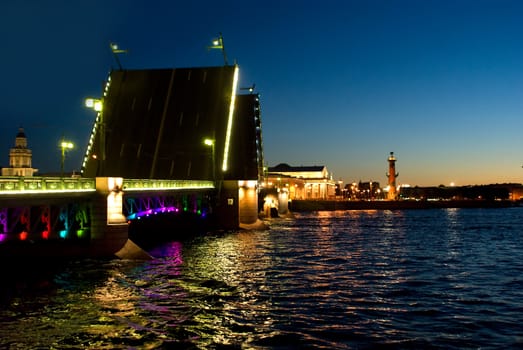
[1, 208, 523, 349]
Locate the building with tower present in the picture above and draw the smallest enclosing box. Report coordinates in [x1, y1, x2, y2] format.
[1, 127, 38, 177]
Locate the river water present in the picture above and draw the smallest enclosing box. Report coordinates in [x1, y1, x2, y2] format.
[1, 207, 523, 349]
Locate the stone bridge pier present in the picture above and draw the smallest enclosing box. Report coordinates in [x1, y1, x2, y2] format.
[90, 177, 141, 258]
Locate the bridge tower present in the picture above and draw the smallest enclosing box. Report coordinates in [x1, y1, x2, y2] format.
[386, 152, 399, 200]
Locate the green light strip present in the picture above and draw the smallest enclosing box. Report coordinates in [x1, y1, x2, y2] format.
[0, 189, 96, 195]
[123, 186, 214, 192]
[122, 179, 214, 191]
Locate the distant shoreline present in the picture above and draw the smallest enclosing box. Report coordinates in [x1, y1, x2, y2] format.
[289, 199, 519, 212]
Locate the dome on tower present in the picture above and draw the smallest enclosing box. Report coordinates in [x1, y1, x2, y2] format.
[16, 127, 26, 138]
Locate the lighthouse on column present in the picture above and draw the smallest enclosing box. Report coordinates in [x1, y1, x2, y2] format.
[386, 152, 399, 200]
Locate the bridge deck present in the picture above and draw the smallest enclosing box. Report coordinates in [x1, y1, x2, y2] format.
[0, 177, 214, 205]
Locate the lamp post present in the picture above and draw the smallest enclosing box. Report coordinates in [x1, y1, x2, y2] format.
[208, 33, 228, 65]
[60, 139, 74, 177]
[85, 98, 102, 112]
[204, 138, 215, 183]
[110, 42, 127, 70]
[85, 98, 104, 175]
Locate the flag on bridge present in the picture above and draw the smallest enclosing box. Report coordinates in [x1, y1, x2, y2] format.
[208, 34, 224, 50]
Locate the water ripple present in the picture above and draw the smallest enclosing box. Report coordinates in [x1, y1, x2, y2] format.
[1, 208, 523, 348]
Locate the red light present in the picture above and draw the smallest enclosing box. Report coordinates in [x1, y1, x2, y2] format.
[19, 231, 28, 240]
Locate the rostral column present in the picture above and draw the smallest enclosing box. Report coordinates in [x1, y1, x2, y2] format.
[386, 152, 399, 200]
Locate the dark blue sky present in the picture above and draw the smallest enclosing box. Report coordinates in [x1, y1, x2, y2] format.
[1, 0, 522, 186]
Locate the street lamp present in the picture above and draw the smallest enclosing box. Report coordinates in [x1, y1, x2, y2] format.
[60, 139, 74, 177]
[208, 33, 228, 65]
[203, 138, 215, 183]
[110, 42, 127, 70]
[85, 98, 102, 112]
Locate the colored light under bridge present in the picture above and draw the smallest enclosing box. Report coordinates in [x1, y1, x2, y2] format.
[126, 206, 206, 221]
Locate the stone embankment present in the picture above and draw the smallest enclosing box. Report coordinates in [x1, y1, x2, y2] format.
[289, 199, 518, 212]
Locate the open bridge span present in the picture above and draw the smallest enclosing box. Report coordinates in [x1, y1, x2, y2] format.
[0, 64, 265, 258]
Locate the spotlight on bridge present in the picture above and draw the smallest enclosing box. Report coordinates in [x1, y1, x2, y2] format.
[85, 98, 103, 112]
[61, 141, 74, 149]
[203, 138, 215, 183]
[84, 97, 106, 172]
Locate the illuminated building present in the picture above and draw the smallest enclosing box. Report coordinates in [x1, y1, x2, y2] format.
[352, 181, 383, 200]
[267, 163, 336, 200]
[1, 127, 38, 176]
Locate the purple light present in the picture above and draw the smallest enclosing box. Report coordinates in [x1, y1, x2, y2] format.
[130, 206, 184, 219]
[128, 204, 208, 220]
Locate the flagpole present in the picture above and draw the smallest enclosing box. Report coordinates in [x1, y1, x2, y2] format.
[208, 33, 228, 66]
[219, 33, 228, 66]
[110, 42, 127, 70]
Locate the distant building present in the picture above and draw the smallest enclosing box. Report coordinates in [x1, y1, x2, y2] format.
[1, 127, 38, 176]
[351, 181, 383, 200]
[399, 183, 523, 201]
[266, 163, 336, 199]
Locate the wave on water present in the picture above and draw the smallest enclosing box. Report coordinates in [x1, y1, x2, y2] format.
[1, 208, 523, 349]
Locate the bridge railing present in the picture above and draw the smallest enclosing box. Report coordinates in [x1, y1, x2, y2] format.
[122, 179, 214, 191]
[0, 176, 96, 194]
[0, 177, 214, 194]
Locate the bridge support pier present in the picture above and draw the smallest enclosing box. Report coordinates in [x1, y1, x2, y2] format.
[215, 180, 239, 230]
[92, 177, 150, 259]
[259, 188, 290, 219]
[216, 180, 267, 230]
[278, 190, 289, 216]
[238, 180, 267, 229]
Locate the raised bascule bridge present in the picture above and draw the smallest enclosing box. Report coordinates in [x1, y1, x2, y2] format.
[0, 64, 265, 258]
